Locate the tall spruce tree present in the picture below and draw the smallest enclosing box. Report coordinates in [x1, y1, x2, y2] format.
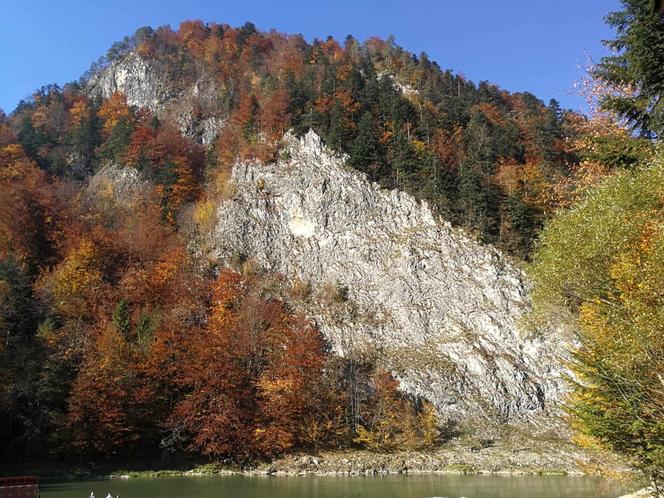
[593, 0, 664, 137]
[112, 299, 131, 337]
[349, 111, 380, 176]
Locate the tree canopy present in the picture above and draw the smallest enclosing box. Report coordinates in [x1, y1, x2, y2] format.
[530, 153, 664, 490]
[593, 0, 664, 138]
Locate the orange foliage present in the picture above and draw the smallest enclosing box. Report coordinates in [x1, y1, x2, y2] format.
[0, 144, 59, 269]
[98, 92, 131, 135]
[122, 125, 155, 166]
[432, 127, 464, 169]
[260, 87, 291, 142]
[45, 238, 104, 319]
[179, 20, 208, 58]
[266, 35, 305, 78]
[168, 270, 329, 459]
[493, 158, 521, 195]
[68, 99, 89, 128]
[67, 323, 143, 452]
[476, 102, 506, 127]
[123, 121, 204, 214]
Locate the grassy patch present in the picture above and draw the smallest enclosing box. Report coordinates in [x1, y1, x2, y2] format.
[445, 463, 476, 474]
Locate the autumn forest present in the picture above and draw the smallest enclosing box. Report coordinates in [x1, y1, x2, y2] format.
[2, 1, 664, 485]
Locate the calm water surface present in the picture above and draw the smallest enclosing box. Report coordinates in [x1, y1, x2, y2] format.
[40, 475, 632, 498]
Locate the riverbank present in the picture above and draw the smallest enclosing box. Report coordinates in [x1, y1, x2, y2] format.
[245, 439, 601, 477]
[619, 489, 657, 498]
[2, 430, 625, 481]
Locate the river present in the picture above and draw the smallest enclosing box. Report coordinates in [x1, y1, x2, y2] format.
[40, 474, 632, 497]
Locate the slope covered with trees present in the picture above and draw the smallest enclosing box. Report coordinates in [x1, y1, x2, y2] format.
[0, 6, 657, 468]
[11, 20, 641, 258]
[530, 0, 664, 492]
[0, 128, 441, 461]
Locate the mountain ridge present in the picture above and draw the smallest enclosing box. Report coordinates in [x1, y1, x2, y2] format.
[0, 21, 594, 462]
[83, 38, 571, 424]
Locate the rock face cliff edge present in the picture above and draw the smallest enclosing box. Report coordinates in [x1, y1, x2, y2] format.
[88, 53, 568, 426]
[207, 130, 567, 424]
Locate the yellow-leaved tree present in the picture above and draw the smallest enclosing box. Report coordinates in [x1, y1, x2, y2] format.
[530, 151, 664, 492]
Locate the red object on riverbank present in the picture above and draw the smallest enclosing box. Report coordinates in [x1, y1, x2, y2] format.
[0, 477, 39, 498]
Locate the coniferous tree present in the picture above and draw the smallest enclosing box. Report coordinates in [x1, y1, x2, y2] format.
[350, 111, 380, 176]
[389, 131, 418, 190]
[99, 115, 134, 161]
[326, 99, 352, 150]
[112, 299, 131, 337]
[501, 195, 538, 259]
[457, 161, 499, 241]
[593, 0, 664, 137]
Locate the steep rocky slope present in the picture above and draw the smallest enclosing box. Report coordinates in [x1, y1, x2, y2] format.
[88, 53, 224, 144]
[88, 53, 173, 113]
[206, 131, 568, 424]
[87, 53, 569, 427]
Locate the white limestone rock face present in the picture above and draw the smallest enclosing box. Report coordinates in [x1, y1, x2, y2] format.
[87, 53, 173, 113]
[87, 54, 224, 145]
[86, 163, 149, 204]
[208, 130, 568, 423]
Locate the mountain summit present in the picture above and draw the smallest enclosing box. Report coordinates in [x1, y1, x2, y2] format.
[0, 21, 583, 462]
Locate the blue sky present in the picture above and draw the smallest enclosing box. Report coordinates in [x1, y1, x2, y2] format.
[1, 0, 620, 114]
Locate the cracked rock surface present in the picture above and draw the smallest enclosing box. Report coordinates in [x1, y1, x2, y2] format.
[87, 53, 224, 145]
[87, 53, 569, 427]
[208, 131, 568, 424]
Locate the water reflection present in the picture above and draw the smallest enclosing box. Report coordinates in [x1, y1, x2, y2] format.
[41, 474, 631, 498]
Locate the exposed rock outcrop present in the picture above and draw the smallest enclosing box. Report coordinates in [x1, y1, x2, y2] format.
[87, 52, 569, 427]
[87, 53, 173, 113]
[87, 163, 149, 203]
[87, 54, 224, 144]
[207, 130, 569, 424]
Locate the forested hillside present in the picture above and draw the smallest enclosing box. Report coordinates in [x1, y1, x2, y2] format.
[0, 9, 657, 467]
[10, 21, 649, 258]
[530, 0, 664, 491]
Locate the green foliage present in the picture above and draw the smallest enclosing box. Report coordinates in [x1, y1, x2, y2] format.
[502, 195, 538, 259]
[68, 101, 102, 176]
[350, 111, 380, 176]
[457, 161, 500, 242]
[530, 152, 664, 487]
[593, 0, 664, 138]
[99, 114, 134, 161]
[0, 257, 48, 456]
[5, 17, 651, 465]
[0, 256, 38, 346]
[135, 311, 154, 349]
[579, 129, 654, 170]
[530, 156, 664, 310]
[112, 299, 131, 336]
[9, 22, 583, 258]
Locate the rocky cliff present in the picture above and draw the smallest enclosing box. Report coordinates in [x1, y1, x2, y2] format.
[87, 53, 224, 144]
[89, 54, 569, 427]
[206, 131, 568, 424]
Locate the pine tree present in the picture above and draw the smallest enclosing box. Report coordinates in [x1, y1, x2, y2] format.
[349, 112, 380, 177]
[389, 131, 418, 190]
[112, 299, 131, 337]
[135, 312, 153, 348]
[326, 100, 351, 150]
[457, 161, 499, 242]
[540, 99, 563, 162]
[99, 115, 134, 162]
[69, 103, 101, 175]
[593, 0, 664, 137]
[501, 195, 538, 259]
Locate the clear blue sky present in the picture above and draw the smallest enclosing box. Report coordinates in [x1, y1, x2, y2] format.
[1, 0, 620, 114]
